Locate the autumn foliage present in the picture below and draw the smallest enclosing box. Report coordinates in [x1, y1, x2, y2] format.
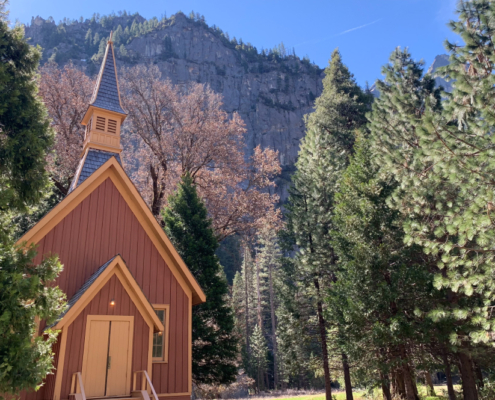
[39, 63, 281, 239]
[120, 65, 281, 239]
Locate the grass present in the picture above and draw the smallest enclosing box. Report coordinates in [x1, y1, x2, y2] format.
[259, 385, 459, 400]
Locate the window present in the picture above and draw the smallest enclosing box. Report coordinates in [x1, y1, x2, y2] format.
[152, 305, 169, 362]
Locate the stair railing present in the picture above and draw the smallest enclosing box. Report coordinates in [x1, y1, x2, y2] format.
[69, 372, 87, 400]
[132, 370, 158, 400]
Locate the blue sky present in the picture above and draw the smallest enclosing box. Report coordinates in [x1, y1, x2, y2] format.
[10, 0, 460, 86]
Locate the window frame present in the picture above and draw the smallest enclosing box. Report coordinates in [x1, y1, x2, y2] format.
[152, 304, 170, 363]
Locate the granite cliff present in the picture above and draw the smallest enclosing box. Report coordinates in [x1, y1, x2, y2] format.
[25, 12, 324, 202]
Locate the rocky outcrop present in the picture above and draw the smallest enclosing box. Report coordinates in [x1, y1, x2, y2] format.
[25, 13, 324, 202]
[427, 54, 453, 92]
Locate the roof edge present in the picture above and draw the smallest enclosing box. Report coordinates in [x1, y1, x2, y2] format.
[50, 255, 164, 333]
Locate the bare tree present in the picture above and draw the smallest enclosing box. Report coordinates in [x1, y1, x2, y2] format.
[39, 62, 94, 195]
[121, 64, 281, 239]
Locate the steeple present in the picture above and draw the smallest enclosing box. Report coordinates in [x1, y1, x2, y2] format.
[69, 33, 126, 193]
[80, 32, 127, 155]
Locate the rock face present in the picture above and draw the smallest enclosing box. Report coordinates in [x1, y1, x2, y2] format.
[427, 54, 453, 92]
[25, 12, 324, 202]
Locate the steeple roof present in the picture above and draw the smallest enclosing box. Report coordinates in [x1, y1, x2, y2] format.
[89, 35, 126, 115]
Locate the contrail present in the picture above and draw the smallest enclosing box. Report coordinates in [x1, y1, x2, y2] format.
[294, 18, 382, 47]
[335, 19, 382, 36]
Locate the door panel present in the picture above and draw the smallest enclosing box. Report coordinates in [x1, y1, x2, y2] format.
[82, 321, 110, 398]
[106, 321, 131, 397]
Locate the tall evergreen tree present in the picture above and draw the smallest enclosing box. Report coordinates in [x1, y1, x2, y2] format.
[366, 3, 495, 393]
[256, 226, 281, 389]
[84, 28, 92, 49]
[331, 136, 437, 400]
[232, 243, 259, 382]
[371, 0, 495, 392]
[113, 24, 123, 45]
[250, 324, 268, 393]
[162, 174, 238, 385]
[286, 49, 372, 400]
[0, 20, 54, 214]
[0, 14, 66, 395]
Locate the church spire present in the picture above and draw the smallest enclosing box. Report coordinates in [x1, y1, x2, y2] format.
[88, 31, 126, 115]
[80, 32, 127, 155]
[70, 33, 126, 193]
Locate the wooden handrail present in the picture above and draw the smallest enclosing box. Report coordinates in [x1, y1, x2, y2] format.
[132, 370, 158, 400]
[69, 372, 87, 400]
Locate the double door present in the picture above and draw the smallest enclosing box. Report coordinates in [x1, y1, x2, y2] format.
[82, 316, 134, 398]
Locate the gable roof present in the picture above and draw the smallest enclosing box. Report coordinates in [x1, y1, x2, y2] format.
[17, 158, 206, 306]
[89, 38, 126, 115]
[68, 148, 121, 193]
[49, 255, 165, 332]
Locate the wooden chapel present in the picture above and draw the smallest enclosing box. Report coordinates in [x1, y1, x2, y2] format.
[17, 34, 205, 400]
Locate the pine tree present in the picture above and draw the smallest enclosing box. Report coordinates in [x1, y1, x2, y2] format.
[119, 44, 127, 57]
[231, 244, 258, 380]
[113, 24, 123, 45]
[162, 174, 238, 385]
[92, 32, 100, 46]
[84, 28, 92, 49]
[331, 136, 437, 400]
[130, 20, 138, 37]
[286, 49, 371, 400]
[0, 21, 55, 213]
[366, 5, 495, 393]
[0, 15, 66, 395]
[250, 324, 268, 393]
[257, 226, 281, 389]
[123, 26, 130, 43]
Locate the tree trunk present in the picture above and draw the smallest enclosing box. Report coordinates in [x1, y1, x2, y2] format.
[458, 351, 479, 400]
[474, 362, 484, 389]
[244, 246, 250, 354]
[424, 371, 436, 397]
[314, 279, 332, 400]
[150, 164, 165, 217]
[380, 372, 392, 400]
[399, 346, 419, 400]
[342, 353, 353, 400]
[392, 368, 407, 399]
[402, 363, 419, 400]
[255, 259, 262, 328]
[443, 352, 456, 400]
[268, 261, 278, 389]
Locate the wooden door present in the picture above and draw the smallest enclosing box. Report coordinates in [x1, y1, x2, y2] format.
[83, 320, 110, 397]
[82, 317, 134, 398]
[106, 321, 132, 397]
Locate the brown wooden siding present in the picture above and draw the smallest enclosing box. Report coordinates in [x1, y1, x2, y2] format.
[31, 178, 189, 396]
[60, 275, 149, 400]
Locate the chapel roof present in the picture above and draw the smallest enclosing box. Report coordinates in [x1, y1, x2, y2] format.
[68, 148, 121, 193]
[47, 255, 165, 332]
[48, 256, 118, 328]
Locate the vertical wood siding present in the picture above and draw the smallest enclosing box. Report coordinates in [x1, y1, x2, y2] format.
[31, 178, 189, 397]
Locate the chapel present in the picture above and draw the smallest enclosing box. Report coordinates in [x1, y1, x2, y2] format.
[17, 35, 205, 400]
